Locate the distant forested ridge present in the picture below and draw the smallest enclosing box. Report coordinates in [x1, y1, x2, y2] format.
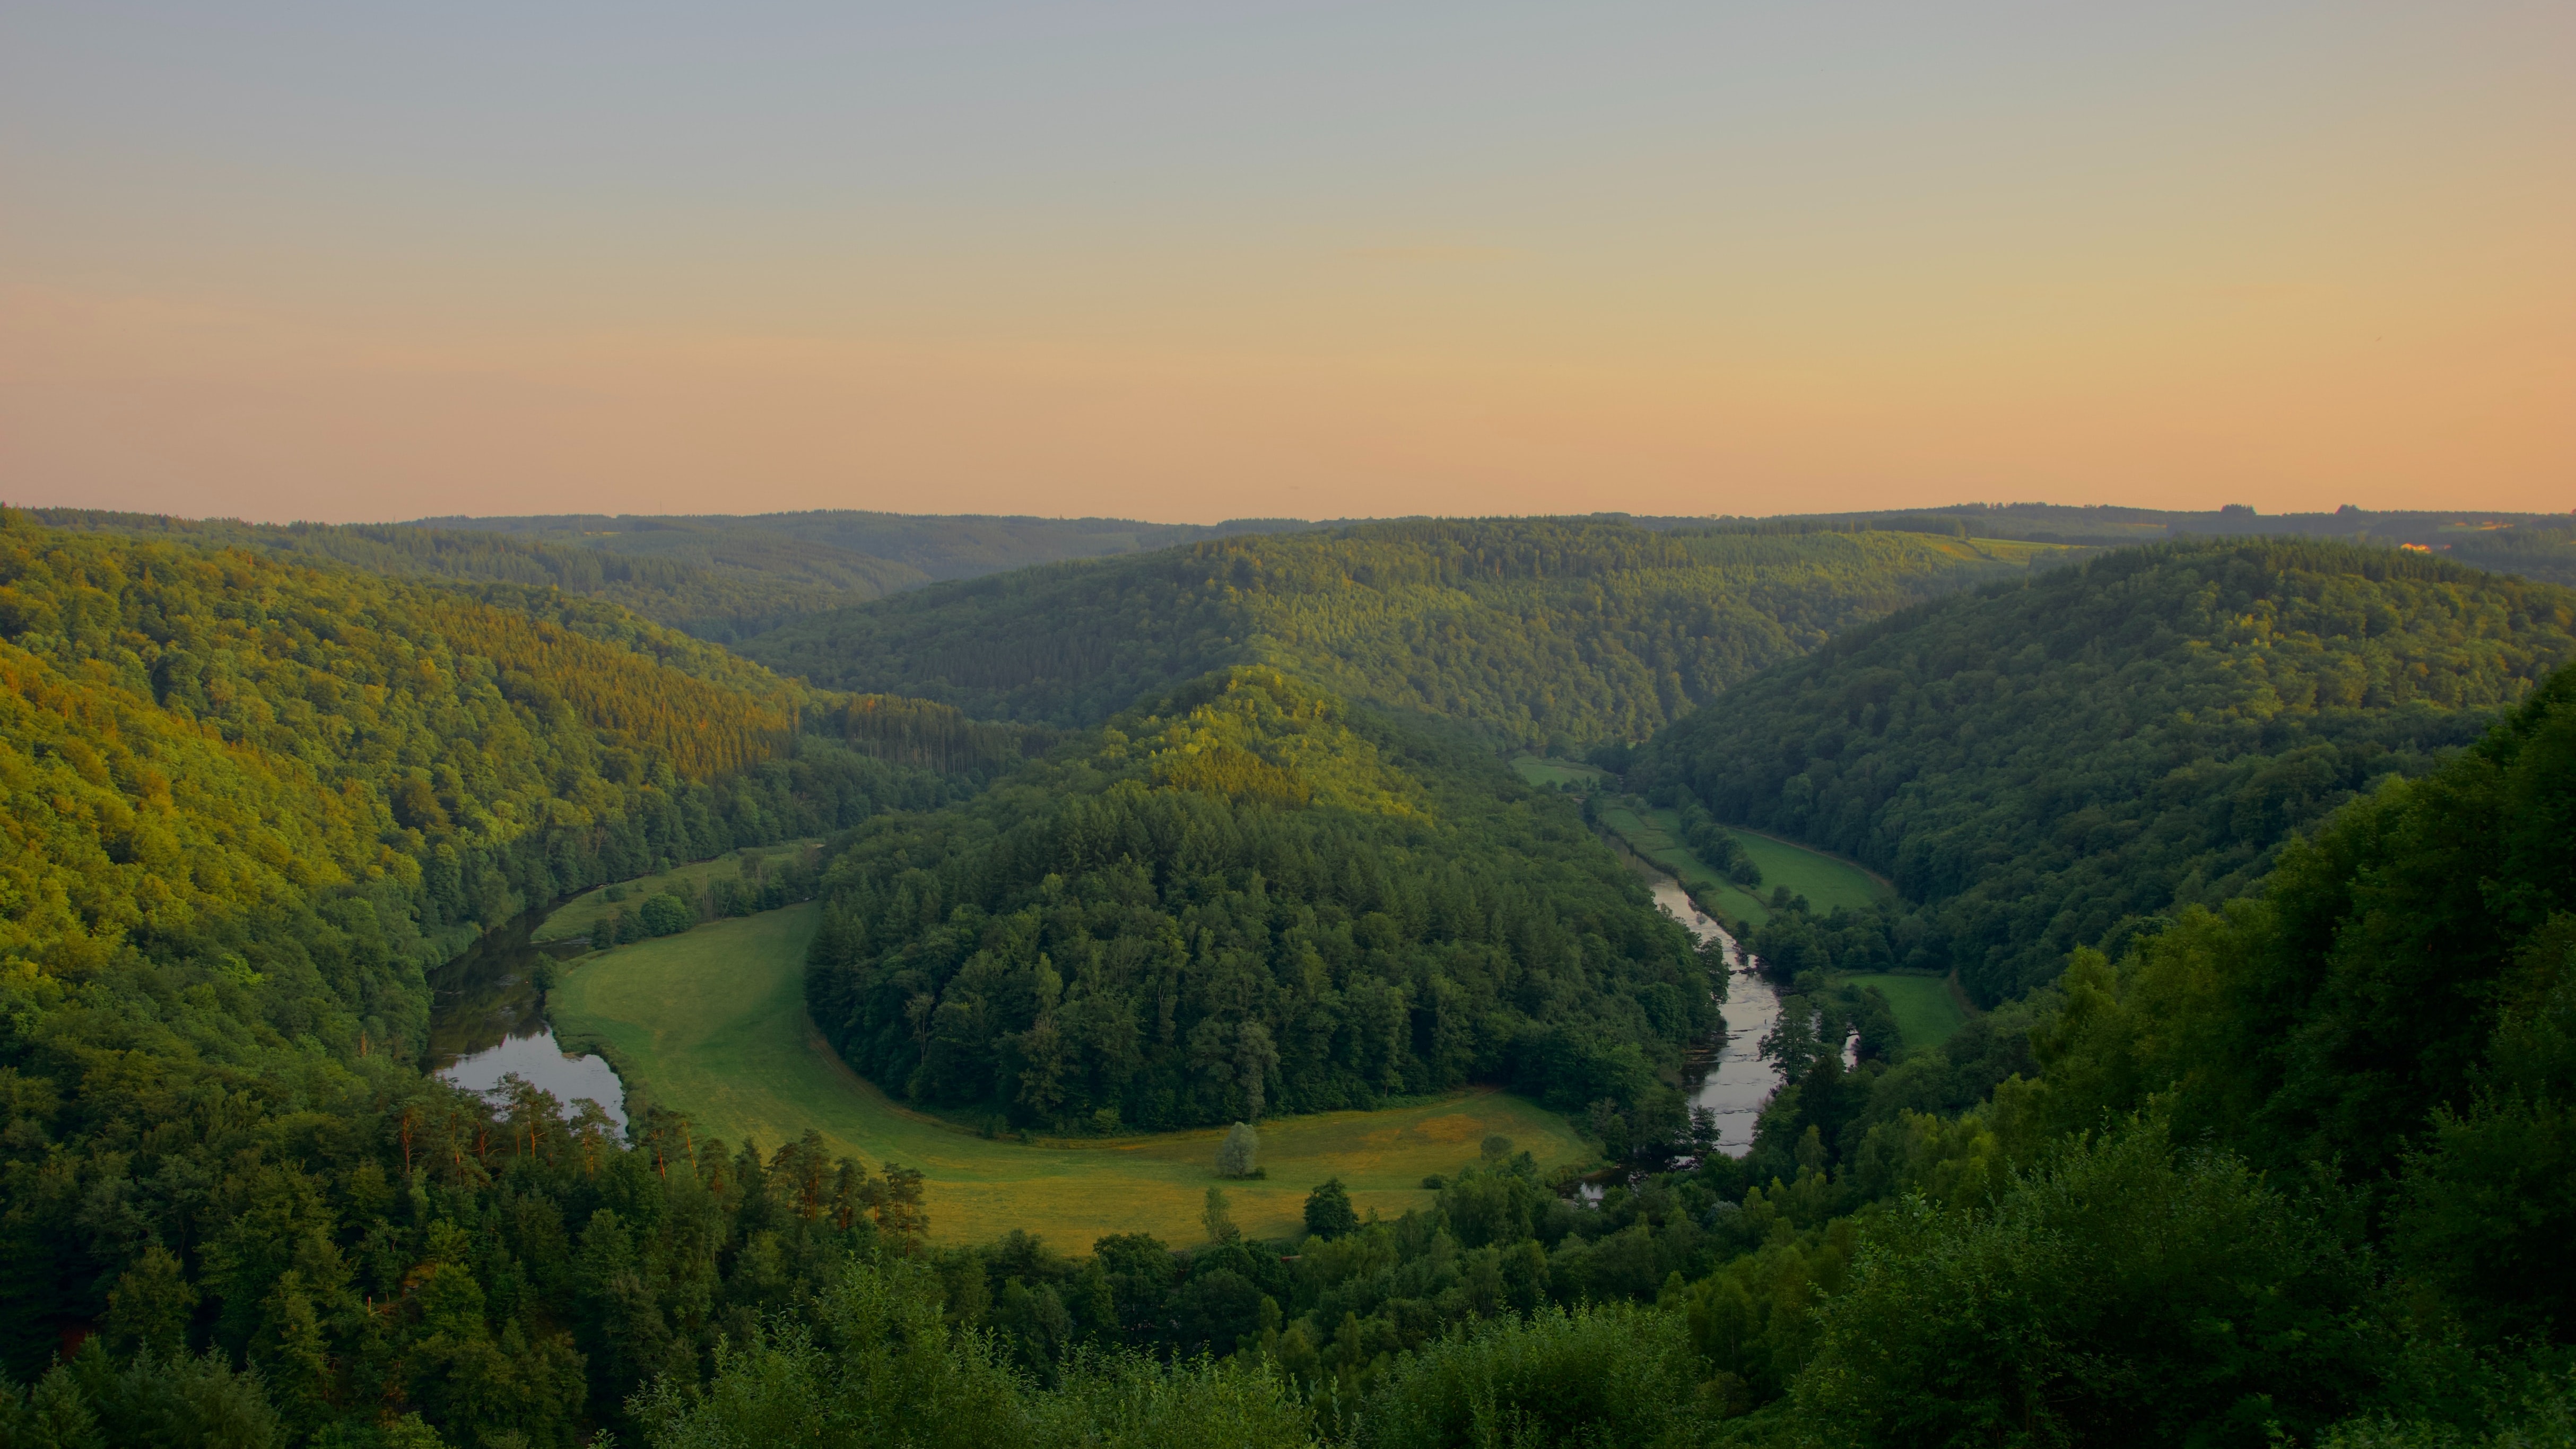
[26, 507, 1320, 644]
[806, 668, 1716, 1133]
[1638, 539, 2576, 1001]
[743, 518, 2065, 750]
[420, 509, 1318, 584]
[1742, 499, 2576, 584]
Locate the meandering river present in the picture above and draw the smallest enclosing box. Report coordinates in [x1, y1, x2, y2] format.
[430, 871, 1779, 1152]
[425, 906, 628, 1134]
[1645, 877, 1786, 1157]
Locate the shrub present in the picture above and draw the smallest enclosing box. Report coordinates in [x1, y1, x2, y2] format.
[1303, 1178, 1357, 1240]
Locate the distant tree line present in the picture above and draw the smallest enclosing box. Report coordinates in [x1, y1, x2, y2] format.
[742, 517, 2060, 751]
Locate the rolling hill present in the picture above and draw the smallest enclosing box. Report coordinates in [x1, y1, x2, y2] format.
[1635, 538, 2576, 1002]
[739, 518, 2070, 751]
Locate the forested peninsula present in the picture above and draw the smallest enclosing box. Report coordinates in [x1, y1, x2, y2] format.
[806, 668, 1713, 1135]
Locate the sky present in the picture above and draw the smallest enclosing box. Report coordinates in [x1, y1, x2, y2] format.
[2, 1, 2569, 525]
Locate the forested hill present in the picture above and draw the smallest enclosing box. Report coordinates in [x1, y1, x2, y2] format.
[806, 667, 1715, 1135]
[1637, 538, 2576, 1002]
[741, 518, 2066, 750]
[0, 514, 986, 1428]
[0, 510, 975, 1022]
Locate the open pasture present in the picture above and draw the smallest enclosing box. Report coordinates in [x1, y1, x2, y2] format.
[1726, 824, 1891, 917]
[1841, 971, 1970, 1050]
[535, 838, 823, 943]
[550, 903, 1592, 1246]
[1599, 801, 1889, 928]
[1509, 754, 1609, 790]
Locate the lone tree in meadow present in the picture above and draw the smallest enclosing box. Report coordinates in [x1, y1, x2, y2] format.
[1215, 1122, 1260, 1178]
[1303, 1177, 1357, 1240]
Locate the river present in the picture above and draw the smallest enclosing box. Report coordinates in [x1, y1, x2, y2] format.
[424, 906, 628, 1134]
[1646, 877, 1785, 1157]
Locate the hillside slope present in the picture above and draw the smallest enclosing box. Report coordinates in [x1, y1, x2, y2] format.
[743, 518, 2066, 750]
[0, 514, 987, 1407]
[1636, 539, 2576, 1001]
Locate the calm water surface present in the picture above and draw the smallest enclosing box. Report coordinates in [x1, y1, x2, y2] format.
[1647, 877, 1785, 1157]
[427, 907, 628, 1134]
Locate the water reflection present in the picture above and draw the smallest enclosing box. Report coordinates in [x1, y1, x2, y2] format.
[427, 906, 628, 1134]
[1646, 878, 1785, 1157]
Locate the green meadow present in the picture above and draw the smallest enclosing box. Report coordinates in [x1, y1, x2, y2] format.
[1508, 754, 1609, 790]
[1728, 825, 1891, 916]
[550, 903, 1592, 1247]
[1598, 798, 1887, 927]
[1840, 971, 1970, 1050]
[534, 838, 823, 943]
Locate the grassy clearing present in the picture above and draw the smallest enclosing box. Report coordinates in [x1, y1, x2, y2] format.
[550, 904, 1593, 1247]
[1598, 800, 1890, 929]
[1841, 973, 1969, 1049]
[1727, 827, 1889, 917]
[1598, 801, 1766, 925]
[1509, 754, 1608, 790]
[535, 839, 824, 943]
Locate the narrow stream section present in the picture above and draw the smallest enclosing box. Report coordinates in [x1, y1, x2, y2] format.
[425, 907, 628, 1134]
[1646, 877, 1785, 1157]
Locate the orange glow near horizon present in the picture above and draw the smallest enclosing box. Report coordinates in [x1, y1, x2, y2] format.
[2, 4, 2569, 524]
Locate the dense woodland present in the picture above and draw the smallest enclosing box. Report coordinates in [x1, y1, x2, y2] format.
[1639, 540, 2576, 1001]
[742, 519, 2057, 750]
[4, 509, 2573, 1445]
[805, 668, 1716, 1135]
[24, 510, 887, 645]
[0, 517, 986, 1442]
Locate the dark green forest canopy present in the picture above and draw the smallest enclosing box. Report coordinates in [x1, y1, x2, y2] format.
[580, 664, 2576, 1449]
[2005, 658, 2576, 1335]
[0, 518, 979, 1429]
[741, 517, 2066, 750]
[23, 507, 913, 644]
[1639, 539, 2576, 1002]
[806, 667, 1716, 1132]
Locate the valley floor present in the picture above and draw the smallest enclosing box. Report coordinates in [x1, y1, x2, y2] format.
[550, 903, 1591, 1245]
[1597, 797, 1889, 927]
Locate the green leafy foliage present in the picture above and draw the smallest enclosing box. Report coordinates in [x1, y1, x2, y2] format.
[743, 518, 2064, 749]
[26, 508, 911, 645]
[804, 669, 1716, 1131]
[0, 518, 992, 1442]
[1301, 1180, 1356, 1242]
[1640, 539, 2576, 1000]
[1792, 1125, 2372, 1447]
[0, 515, 938, 982]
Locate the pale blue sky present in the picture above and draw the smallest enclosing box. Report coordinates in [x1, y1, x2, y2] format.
[3, 2, 2568, 520]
